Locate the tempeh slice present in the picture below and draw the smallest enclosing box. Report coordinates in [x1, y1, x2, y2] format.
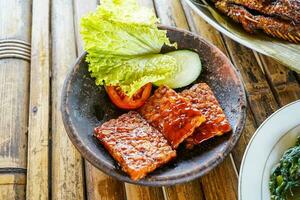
[94, 111, 176, 180]
[139, 85, 206, 149]
[181, 83, 232, 149]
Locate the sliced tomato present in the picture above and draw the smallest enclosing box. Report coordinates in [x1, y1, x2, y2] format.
[105, 83, 152, 110]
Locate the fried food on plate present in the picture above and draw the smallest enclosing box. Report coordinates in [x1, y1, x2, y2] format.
[94, 111, 176, 180]
[213, 0, 300, 43]
[139, 85, 206, 149]
[181, 83, 231, 149]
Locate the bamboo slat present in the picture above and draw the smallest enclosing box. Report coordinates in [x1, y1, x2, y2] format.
[231, 110, 257, 171]
[85, 164, 126, 200]
[154, 0, 189, 29]
[223, 38, 279, 124]
[26, 0, 50, 199]
[164, 180, 204, 200]
[73, 0, 126, 199]
[259, 55, 300, 106]
[0, 58, 29, 169]
[200, 158, 238, 200]
[125, 184, 165, 200]
[0, 0, 31, 41]
[0, 0, 31, 170]
[74, 0, 98, 54]
[51, 0, 84, 199]
[0, 173, 26, 200]
[0, 0, 31, 199]
[182, 4, 228, 54]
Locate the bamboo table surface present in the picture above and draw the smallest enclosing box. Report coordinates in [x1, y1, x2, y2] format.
[0, 0, 299, 199]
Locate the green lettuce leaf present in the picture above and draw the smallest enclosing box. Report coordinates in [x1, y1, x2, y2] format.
[81, 0, 178, 96]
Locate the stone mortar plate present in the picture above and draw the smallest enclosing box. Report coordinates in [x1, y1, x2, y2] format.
[61, 26, 247, 186]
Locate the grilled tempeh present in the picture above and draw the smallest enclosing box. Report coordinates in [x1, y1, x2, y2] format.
[181, 83, 232, 149]
[139, 85, 206, 149]
[94, 111, 176, 180]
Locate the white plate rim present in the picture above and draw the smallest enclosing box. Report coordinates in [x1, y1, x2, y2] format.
[238, 100, 300, 200]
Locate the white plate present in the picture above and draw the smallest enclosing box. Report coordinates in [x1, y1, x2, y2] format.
[239, 100, 300, 200]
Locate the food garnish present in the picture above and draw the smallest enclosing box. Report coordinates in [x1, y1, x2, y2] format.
[105, 83, 152, 110]
[94, 111, 176, 180]
[269, 137, 300, 200]
[181, 83, 232, 149]
[81, 0, 179, 97]
[157, 50, 202, 89]
[138, 85, 206, 149]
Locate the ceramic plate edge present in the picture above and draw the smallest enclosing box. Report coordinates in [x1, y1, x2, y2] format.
[238, 100, 300, 200]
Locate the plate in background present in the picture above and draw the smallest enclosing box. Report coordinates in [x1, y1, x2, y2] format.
[239, 100, 300, 199]
[184, 0, 300, 72]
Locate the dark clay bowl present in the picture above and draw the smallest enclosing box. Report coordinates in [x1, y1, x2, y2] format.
[61, 26, 247, 186]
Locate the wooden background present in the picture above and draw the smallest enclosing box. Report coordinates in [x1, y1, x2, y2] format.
[0, 0, 299, 199]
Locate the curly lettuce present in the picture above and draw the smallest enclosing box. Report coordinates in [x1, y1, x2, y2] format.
[81, 0, 178, 96]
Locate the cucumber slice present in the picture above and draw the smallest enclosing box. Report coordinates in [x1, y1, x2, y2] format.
[162, 50, 202, 88]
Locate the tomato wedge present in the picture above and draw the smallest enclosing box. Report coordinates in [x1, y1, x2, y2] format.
[105, 83, 152, 110]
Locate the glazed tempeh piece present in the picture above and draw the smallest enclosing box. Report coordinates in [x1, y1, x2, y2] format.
[139, 86, 206, 149]
[94, 111, 176, 180]
[181, 83, 232, 149]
